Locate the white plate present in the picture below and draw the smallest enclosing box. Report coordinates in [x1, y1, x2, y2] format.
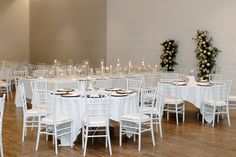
[105, 88, 121, 91]
[117, 90, 133, 94]
[111, 93, 128, 97]
[197, 82, 212, 86]
[62, 93, 80, 97]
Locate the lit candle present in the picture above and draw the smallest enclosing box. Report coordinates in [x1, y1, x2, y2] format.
[109, 65, 112, 74]
[128, 61, 132, 73]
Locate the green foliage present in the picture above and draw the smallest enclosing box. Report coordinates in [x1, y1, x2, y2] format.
[194, 30, 220, 80]
[160, 40, 178, 71]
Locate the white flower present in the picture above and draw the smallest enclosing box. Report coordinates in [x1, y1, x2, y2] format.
[169, 57, 171, 59]
[207, 63, 210, 66]
[202, 65, 205, 67]
[207, 52, 211, 55]
[204, 50, 206, 53]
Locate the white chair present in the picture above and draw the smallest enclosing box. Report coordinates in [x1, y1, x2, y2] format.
[0, 69, 13, 100]
[119, 89, 155, 151]
[14, 70, 26, 90]
[126, 78, 142, 91]
[30, 80, 47, 91]
[82, 92, 112, 156]
[161, 75, 185, 126]
[36, 94, 73, 154]
[33, 70, 47, 78]
[0, 94, 6, 157]
[202, 80, 232, 127]
[142, 74, 161, 88]
[19, 84, 48, 142]
[142, 86, 165, 138]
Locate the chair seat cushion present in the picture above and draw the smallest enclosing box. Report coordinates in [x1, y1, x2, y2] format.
[41, 115, 72, 125]
[121, 113, 150, 122]
[82, 116, 108, 127]
[203, 99, 226, 106]
[26, 108, 48, 116]
[164, 96, 183, 104]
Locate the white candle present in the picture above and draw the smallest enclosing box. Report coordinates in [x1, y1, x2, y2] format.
[109, 65, 113, 74]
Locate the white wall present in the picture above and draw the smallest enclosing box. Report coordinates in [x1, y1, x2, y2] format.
[107, 0, 236, 91]
[0, 0, 30, 61]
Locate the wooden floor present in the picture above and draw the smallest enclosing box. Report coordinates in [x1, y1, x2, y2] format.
[2, 96, 236, 157]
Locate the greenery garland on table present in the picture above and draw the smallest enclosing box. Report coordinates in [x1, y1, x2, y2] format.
[193, 30, 220, 80]
[160, 39, 178, 71]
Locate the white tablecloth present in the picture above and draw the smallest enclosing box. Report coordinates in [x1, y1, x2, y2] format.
[159, 79, 214, 123]
[15, 77, 77, 107]
[55, 93, 138, 146]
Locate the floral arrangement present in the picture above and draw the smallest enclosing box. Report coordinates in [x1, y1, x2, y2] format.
[160, 40, 178, 71]
[194, 30, 220, 80]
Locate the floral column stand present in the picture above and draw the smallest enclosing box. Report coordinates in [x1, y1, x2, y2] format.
[160, 40, 178, 72]
[193, 30, 220, 80]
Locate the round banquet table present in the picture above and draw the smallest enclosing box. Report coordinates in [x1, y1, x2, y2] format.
[54, 92, 138, 146]
[14, 77, 77, 107]
[159, 76, 215, 123]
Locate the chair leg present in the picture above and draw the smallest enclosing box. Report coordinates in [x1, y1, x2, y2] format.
[175, 106, 179, 126]
[54, 125, 58, 154]
[167, 105, 169, 121]
[82, 125, 84, 148]
[46, 125, 48, 141]
[119, 122, 122, 146]
[202, 105, 205, 124]
[106, 126, 112, 155]
[182, 103, 185, 122]
[212, 106, 216, 127]
[35, 122, 41, 151]
[151, 123, 155, 146]
[105, 128, 108, 148]
[22, 118, 26, 142]
[83, 126, 89, 157]
[0, 137, 3, 157]
[138, 124, 141, 151]
[159, 120, 163, 138]
[227, 106, 231, 127]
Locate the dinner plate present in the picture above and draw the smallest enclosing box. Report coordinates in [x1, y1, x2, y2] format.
[117, 90, 133, 94]
[173, 81, 187, 86]
[61, 93, 80, 97]
[196, 82, 212, 86]
[111, 93, 128, 97]
[105, 88, 121, 91]
[53, 91, 68, 95]
[57, 88, 74, 92]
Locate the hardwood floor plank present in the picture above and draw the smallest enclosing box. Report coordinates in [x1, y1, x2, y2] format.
[2, 97, 236, 157]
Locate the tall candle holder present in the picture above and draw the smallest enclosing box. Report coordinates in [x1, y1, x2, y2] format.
[109, 65, 113, 74]
[128, 61, 132, 74]
[141, 58, 146, 72]
[100, 59, 104, 75]
[116, 58, 121, 74]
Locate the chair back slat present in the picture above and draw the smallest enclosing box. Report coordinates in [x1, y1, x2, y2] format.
[19, 83, 28, 114]
[84, 92, 111, 124]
